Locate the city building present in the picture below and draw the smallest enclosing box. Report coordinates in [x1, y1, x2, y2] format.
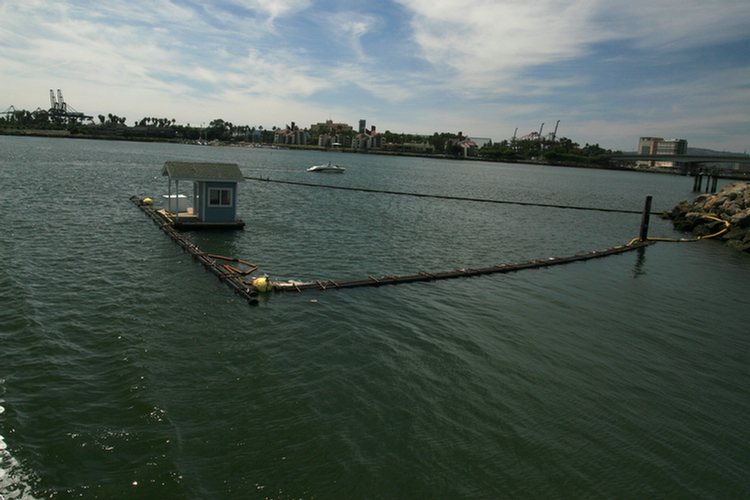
[354, 125, 383, 150]
[637, 137, 687, 167]
[309, 120, 353, 134]
[445, 132, 478, 157]
[318, 132, 352, 148]
[638, 137, 663, 156]
[274, 122, 308, 145]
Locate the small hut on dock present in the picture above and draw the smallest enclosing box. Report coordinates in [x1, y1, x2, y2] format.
[161, 161, 246, 230]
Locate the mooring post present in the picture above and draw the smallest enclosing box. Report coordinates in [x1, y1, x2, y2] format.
[693, 173, 702, 192]
[711, 175, 718, 193]
[639, 195, 653, 241]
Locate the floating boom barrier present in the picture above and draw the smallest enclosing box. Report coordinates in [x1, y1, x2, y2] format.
[131, 192, 730, 304]
[272, 241, 652, 293]
[130, 196, 658, 304]
[130, 197, 261, 304]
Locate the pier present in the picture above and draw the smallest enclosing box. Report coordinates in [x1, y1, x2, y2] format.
[692, 171, 720, 193]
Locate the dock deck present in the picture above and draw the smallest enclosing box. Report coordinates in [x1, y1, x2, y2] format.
[155, 208, 246, 230]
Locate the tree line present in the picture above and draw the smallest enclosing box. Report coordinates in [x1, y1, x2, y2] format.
[481, 136, 615, 165]
[1, 106, 617, 164]
[0, 109, 458, 151]
[0, 109, 273, 142]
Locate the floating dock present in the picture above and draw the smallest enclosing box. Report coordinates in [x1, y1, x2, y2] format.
[154, 206, 246, 230]
[172, 217, 246, 231]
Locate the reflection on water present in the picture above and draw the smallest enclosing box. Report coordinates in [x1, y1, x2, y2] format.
[632, 245, 648, 278]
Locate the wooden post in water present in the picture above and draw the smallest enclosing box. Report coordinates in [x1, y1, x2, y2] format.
[693, 173, 702, 192]
[639, 196, 653, 241]
[710, 175, 718, 193]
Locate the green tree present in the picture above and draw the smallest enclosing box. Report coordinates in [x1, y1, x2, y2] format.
[207, 119, 233, 141]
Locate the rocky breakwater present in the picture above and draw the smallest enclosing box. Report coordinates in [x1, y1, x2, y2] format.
[662, 181, 750, 252]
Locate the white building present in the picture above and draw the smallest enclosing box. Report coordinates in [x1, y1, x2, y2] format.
[354, 125, 383, 150]
[274, 122, 308, 145]
[638, 137, 687, 167]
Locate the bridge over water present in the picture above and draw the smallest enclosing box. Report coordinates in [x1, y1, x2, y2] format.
[610, 153, 750, 166]
[610, 153, 750, 179]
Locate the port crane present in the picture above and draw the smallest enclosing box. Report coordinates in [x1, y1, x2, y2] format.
[48, 89, 92, 124]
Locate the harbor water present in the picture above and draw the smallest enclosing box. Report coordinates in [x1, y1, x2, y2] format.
[1, 135, 749, 499]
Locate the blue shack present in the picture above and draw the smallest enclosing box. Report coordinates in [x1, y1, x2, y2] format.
[161, 161, 246, 230]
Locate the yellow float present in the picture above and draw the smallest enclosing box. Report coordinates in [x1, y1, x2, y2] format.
[252, 277, 273, 293]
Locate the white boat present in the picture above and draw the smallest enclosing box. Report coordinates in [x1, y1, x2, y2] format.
[307, 161, 345, 173]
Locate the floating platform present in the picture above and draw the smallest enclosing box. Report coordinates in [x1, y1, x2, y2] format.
[153, 206, 245, 230]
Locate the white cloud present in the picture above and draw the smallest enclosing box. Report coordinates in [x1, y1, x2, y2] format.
[1, 1, 327, 99]
[231, 0, 313, 21]
[225, 49, 331, 97]
[599, 0, 750, 51]
[397, 0, 608, 92]
[2, 0, 749, 152]
[323, 12, 381, 60]
[328, 63, 420, 103]
[397, 0, 750, 95]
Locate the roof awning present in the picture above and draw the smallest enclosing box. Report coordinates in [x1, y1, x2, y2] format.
[162, 162, 245, 182]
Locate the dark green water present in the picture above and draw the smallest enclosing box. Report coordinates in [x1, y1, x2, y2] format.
[1, 136, 749, 499]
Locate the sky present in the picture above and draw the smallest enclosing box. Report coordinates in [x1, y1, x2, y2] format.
[2, 0, 749, 152]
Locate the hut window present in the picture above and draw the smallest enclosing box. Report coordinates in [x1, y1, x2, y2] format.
[209, 188, 232, 206]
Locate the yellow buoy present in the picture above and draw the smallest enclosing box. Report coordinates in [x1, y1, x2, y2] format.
[143, 198, 153, 205]
[252, 277, 273, 293]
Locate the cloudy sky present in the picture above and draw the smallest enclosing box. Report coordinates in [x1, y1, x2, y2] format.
[2, 0, 749, 152]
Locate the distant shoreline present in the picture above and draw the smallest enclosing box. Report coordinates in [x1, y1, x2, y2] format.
[0, 127, 673, 174]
